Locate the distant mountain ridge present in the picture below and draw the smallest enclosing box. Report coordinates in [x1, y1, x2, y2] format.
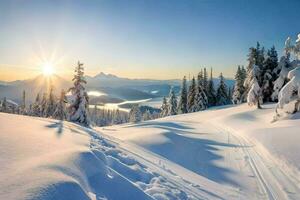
[0, 72, 235, 104]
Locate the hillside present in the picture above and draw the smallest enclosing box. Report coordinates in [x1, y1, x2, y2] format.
[1, 104, 300, 199]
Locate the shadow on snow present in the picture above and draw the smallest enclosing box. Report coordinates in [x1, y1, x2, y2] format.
[129, 121, 247, 187]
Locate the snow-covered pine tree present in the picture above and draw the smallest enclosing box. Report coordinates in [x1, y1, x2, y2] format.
[216, 73, 229, 105]
[53, 90, 67, 120]
[261, 46, 278, 102]
[40, 93, 48, 117]
[198, 70, 204, 89]
[187, 77, 197, 112]
[276, 34, 300, 114]
[91, 104, 98, 125]
[272, 38, 295, 101]
[1, 97, 7, 112]
[277, 66, 300, 114]
[142, 110, 152, 121]
[129, 105, 142, 123]
[203, 68, 208, 93]
[167, 87, 177, 116]
[177, 76, 188, 114]
[243, 43, 264, 101]
[68, 61, 90, 126]
[160, 96, 169, 117]
[194, 81, 208, 111]
[20, 90, 26, 115]
[113, 109, 124, 124]
[232, 66, 246, 104]
[246, 65, 262, 109]
[44, 85, 56, 118]
[206, 68, 216, 106]
[31, 93, 41, 116]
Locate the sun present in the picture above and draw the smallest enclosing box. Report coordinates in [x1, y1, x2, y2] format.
[42, 63, 55, 76]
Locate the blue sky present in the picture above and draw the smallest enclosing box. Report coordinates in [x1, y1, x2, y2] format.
[0, 0, 299, 80]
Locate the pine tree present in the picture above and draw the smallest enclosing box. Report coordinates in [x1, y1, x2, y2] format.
[203, 68, 208, 93]
[167, 87, 177, 116]
[272, 51, 292, 101]
[194, 82, 208, 111]
[216, 73, 229, 105]
[142, 110, 152, 121]
[160, 96, 169, 117]
[44, 85, 56, 117]
[91, 104, 98, 125]
[177, 76, 188, 114]
[232, 66, 246, 104]
[53, 90, 67, 120]
[40, 93, 47, 117]
[20, 90, 26, 115]
[243, 43, 264, 102]
[1, 97, 7, 112]
[31, 93, 41, 116]
[198, 70, 204, 89]
[68, 61, 90, 126]
[206, 68, 216, 106]
[187, 77, 197, 112]
[262, 46, 278, 102]
[247, 65, 262, 109]
[129, 105, 142, 123]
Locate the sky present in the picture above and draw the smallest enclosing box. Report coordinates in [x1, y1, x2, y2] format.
[0, 0, 299, 81]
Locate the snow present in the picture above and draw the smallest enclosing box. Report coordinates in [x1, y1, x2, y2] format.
[277, 66, 300, 111]
[99, 104, 300, 199]
[1, 103, 300, 199]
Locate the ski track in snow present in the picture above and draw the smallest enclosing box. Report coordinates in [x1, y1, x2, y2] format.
[72, 124, 201, 200]
[212, 123, 300, 200]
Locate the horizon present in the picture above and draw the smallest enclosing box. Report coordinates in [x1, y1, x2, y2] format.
[0, 69, 236, 83]
[1, 0, 300, 81]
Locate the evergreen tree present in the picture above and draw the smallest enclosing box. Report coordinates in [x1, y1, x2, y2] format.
[232, 66, 246, 104]
[53, 90, 67, 120]
[1, 97, 7, 112]
[243, 43, 264, 101]
[32, 93, 41, 116]
[129, 105, 142, 123]
[68, 61, 90, 126]
[246, 65, 262, 109]
[187, 77, 197, 112]
[177, 76, 188, 114]
[167, 87, 177, 116]
[203, 68, 208, 93]
[197, 70, 204, 89]
[40, 93, 48, 117]
[160, 96, 169, 117]
[262, 46, 278, 102]
[206, 68, 216, 106]
[113, 109, 123, 124]
[142, 110, 152, 121]
[44, 85, 56, 117]
[20, 90, 26, 115]
[216, 73, 229, 105]
[195, 83, 208, 111]
[272, 53, 292, 101]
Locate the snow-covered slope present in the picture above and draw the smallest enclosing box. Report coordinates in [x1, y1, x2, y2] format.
[99, 103, 300, 200]
[1, 104, 300, 200]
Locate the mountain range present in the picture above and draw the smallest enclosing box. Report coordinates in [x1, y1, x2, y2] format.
[0, 72, 234, 105]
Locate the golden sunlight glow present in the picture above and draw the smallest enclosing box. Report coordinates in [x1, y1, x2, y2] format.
[42, 63, 55, 76]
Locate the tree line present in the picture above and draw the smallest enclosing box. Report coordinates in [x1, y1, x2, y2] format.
[159, 68, 233, 117]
